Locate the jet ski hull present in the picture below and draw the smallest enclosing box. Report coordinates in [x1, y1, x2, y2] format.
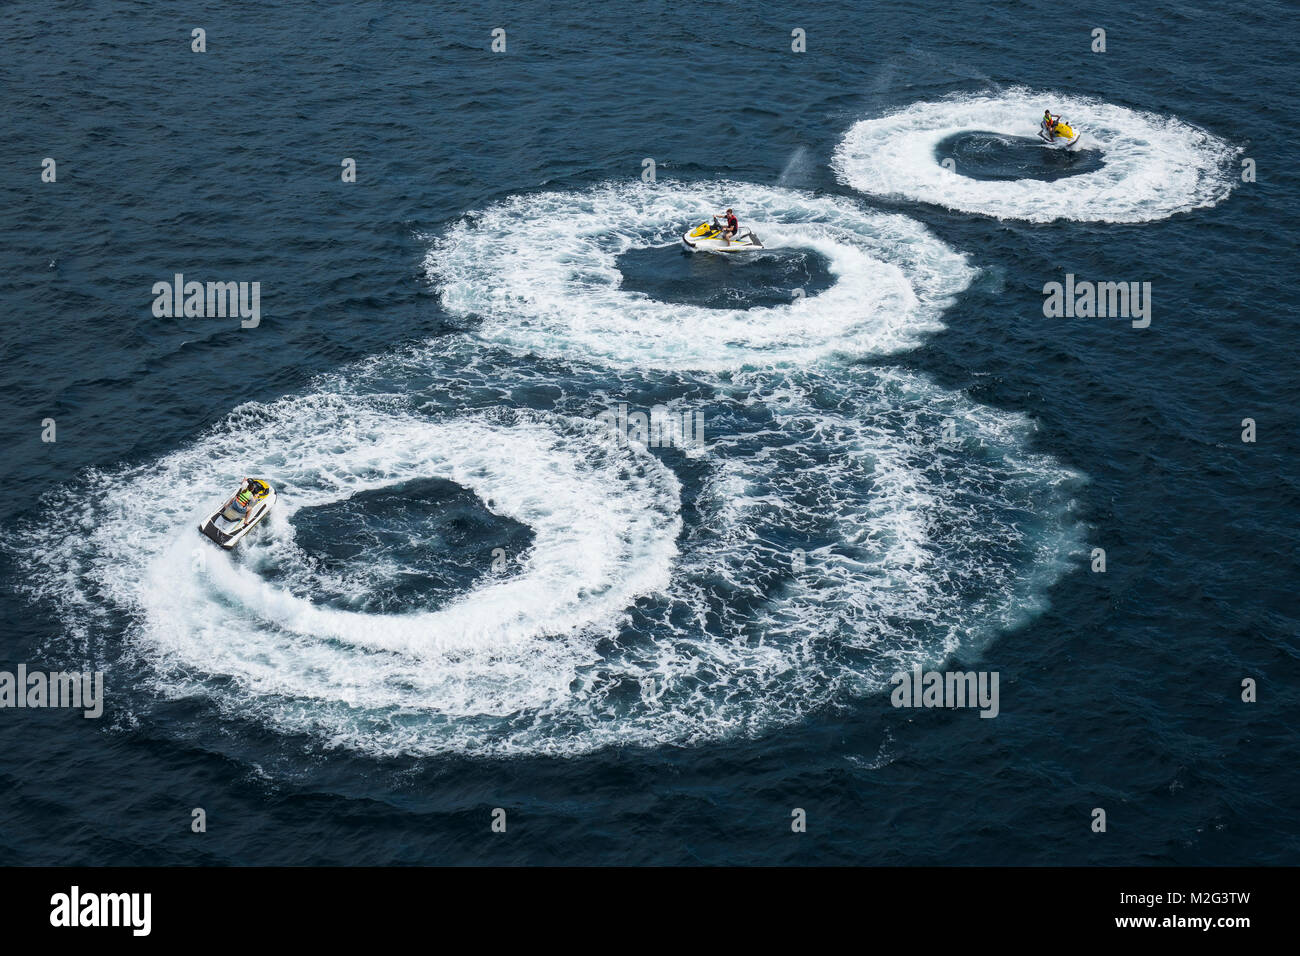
[199, 481, 276, 548]
[682, 222, 763, 252]
[1039, 121, 1082, 151]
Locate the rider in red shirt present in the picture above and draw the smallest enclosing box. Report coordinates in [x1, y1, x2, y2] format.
[720, 208, 739, 240]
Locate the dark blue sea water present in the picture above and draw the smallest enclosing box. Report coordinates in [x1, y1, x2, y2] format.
[1, 0, 1297, 865]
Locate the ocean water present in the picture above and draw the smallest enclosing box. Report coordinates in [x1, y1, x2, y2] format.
[1, 0, 1296, 865]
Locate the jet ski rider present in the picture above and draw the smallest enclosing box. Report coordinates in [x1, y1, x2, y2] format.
[719, 208, 739, 241]
[230, 478, 258, 517]
[1043, 109, 1060, 134]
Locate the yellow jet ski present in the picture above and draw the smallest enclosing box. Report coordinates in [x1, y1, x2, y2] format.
[682, 217, 763, 252]
[1038, 117, 1082, 150]
[199, 477, 276, 548]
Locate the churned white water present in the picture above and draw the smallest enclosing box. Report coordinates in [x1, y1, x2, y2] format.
[13, 353, 1083, 757]
[427, 180, 976, 370]
[833, 89, 1238, 222]
[14, 171, 1091, 758]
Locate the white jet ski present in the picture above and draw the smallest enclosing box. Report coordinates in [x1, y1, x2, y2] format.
[199, 478, 276, 548]
[682, 217, 763, 252]
[1038, 117, 1082, 151]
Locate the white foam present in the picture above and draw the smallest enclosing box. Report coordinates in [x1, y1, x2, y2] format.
[427, 181, 975, 371]
[649, 367, 1086, 731]
[833, 89, 1238, 222]
[14, 360, 1083, 757]
[18, 389, 683, 751]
